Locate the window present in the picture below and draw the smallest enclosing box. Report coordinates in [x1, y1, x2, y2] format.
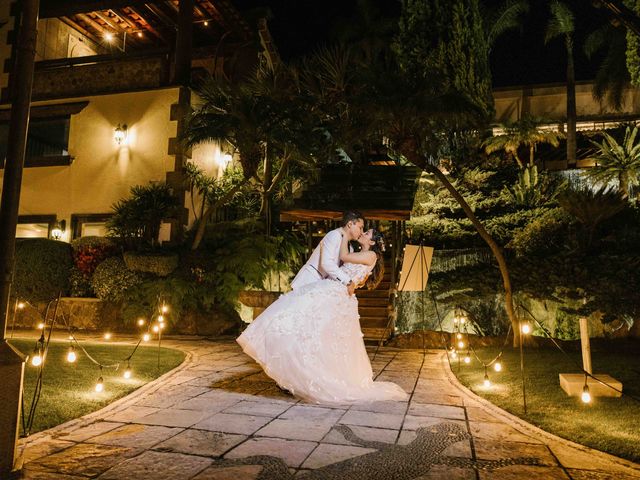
[16, 215, 56, 239]
[0, 116, 71, 168]
[71, 214, 112, 239]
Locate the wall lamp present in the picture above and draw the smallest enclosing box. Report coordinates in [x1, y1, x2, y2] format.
[51, 220, 66, 240]
[114, 124, 128, 145]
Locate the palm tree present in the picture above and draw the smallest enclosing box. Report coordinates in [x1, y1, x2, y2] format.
[587, 125, 640, 198]
[545, 0, 577, 167]
[483, 115, 564, 168]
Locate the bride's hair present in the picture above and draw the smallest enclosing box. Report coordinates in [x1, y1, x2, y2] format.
[364, 230, 385, 290]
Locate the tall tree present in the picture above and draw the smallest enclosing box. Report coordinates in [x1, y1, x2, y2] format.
[545, 0, 577, 167]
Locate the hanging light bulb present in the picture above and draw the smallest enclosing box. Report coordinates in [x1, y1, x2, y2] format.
[143, 333, 151, 342]
[152, 325, 159, 333]
[460, 317, 466, 325]
[451, 351, 457, 359]
[521, 323, 531, 335]
[31, 346, 43, 366]
[95, 376, 104, 393]
[37, 322, 45, 330]
[453, 317, 459, 325]
[157, 315, 165, 323]
[17, 301, 25, 309]
[137, 318, 145, 326]
[123, 364, 132, 379]
[494, 361, 502, 372]
[161, 305, 169, 314]
[67, 346, 77, 363]
[581, 384, 591, 404]
[463, 355, 471, 364]
[104, 332, 112, 340]
[483, 372, 491, 388]
[457, 340, 465, 349]
[159, 323, 165, 330]
[456, 333, 462, 340]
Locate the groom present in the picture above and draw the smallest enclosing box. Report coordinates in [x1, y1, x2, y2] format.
[291, 210, 365, 296]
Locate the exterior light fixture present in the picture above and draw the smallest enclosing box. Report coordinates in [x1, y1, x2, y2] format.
[50, 220, 65, 240]
[114, 124, 128, 145]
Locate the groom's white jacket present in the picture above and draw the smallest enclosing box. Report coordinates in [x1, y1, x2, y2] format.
[291, 228, 351, 290]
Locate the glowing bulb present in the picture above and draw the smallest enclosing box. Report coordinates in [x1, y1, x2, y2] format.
[451, 351, 457, 359]
[31, 354, 42, 367]
[464, 356, 471, 364]
[137, 318, 145, 326]
[158, 315, 165, 323]
[456, 333, 462, 339]
[37, 323, 45, 330]
[494, 362, 502, 372]
[161, 305, 169, 314]
[95, 377, 104, 393]
[105, 32, 114, 42]
[203, 20, 209, 26]
[159, 323, 165, 330]
[104, 332, 112, 340]
[521, 323, 531, 335]
[143, 333, 150, 342]
[137, 31, 143, 38]
[17, 301, 25, 309]
[67, 347, 77, 363]
[123, 367, 132, 379]
[453, 317, 459, 324]
[460, 318, 466, 324]
[581, 385, 591, 404]
[483, 374, 491, 388]
[152, 325, 159, 333]
[457, 341, 465, 349]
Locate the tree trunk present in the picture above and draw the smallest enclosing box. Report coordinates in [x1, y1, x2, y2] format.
[619, 172, 629, 198]
[259, 149, 273, 231]
[566, 36, 577, 167]
[529, 144, 535, 167]
[399, 139, 521, 347]
[190, 178, 249, 250]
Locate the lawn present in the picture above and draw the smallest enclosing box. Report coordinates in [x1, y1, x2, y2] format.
[451, 342, 640, 463]
[9, 337, 185, 435]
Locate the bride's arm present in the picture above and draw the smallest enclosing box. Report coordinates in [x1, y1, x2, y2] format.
[340, 235, 376, 266]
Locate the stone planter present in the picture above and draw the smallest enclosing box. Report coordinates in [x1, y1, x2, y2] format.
[123, 251, 179, 276]
[238, 290, 281, 319]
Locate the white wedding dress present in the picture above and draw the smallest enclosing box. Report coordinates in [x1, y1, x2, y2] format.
[237, 262, 408, 404]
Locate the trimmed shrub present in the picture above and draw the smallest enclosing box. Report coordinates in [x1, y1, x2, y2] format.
[91, 257, 142, 302]
[123, 251, 179, 277]
[13, 239, 73, 302]
[70, 236, 118, 297]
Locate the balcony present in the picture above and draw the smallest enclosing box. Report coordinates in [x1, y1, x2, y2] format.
[31, 50, 171, 101]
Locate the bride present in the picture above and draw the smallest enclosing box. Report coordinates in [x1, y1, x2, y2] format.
[237, 229, 407, 404]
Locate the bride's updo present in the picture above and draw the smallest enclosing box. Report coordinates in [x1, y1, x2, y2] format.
[364, 230, 385, 290]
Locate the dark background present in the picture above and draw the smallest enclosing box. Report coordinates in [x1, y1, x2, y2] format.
[235, 0, 614, 87]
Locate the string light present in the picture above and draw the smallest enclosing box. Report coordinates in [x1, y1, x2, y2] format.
[104, 332, 112, 340]
[494, 361, 502, 372]
[463, 355, 471, 364]
[95, 376, 104, 393]
[137, 31, 143, 38]
[66, 346, 77, 363]
[137, 318, 145, 326]
[203, 20, 209, 26]
[159, 323, 165, 330]
[152, 325, 159, 333]
[37, 322, 45, 330]
[161, 305, 169, 314]
[581, 384, 591, 403]
[457, 340, 465, 349]
[17, 301, 25, 309]
[521, 323, 531, 335]
[31, 348, 43, 367]
[143, 333, 151, 342]
[451, 350, 457, 359]
[123, 364, 132, 379]
[484, 372, 491, 388]
[456, 333, 462, 340]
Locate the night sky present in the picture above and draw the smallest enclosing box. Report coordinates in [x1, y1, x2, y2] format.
[235, 0, 614, 88]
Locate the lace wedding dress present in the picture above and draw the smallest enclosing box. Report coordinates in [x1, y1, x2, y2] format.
[237, 262, 407, 404]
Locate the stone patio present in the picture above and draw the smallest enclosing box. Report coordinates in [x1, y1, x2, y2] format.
[15, 338, 640, 479]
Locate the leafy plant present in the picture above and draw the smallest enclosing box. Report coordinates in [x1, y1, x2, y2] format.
[508, 208, 573, 257]
[107, 183, 180, 250]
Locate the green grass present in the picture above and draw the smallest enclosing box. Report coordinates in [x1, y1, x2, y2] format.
[452, 343, 640, 462]
[9, 337, 185, 435]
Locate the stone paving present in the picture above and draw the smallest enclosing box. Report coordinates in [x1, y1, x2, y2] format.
[16, 337, 640, 479]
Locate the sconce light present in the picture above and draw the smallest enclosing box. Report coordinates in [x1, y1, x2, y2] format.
[50, 220, 66, 240]
[114, 124, 128, 145]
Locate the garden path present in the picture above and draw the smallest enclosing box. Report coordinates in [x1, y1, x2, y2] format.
[16, 337, 640, 479]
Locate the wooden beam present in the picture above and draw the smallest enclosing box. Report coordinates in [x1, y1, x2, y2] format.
[125, 6, 169, 44]
[40, 0, 162, 19]
[59, 15, 103, 46]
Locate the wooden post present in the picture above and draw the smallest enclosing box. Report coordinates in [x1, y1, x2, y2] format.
[0, 0, 40, 475]
[579, 316, 592, 375]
